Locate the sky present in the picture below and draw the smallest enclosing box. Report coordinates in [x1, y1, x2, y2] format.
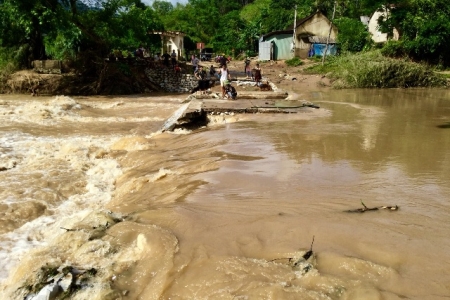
[142, 0, 188, 6]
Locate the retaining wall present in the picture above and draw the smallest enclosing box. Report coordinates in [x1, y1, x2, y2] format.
[32, 60, 62, 74]
[144, 67, 201, 93]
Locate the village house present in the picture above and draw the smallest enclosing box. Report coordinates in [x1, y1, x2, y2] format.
[259, 10, 338, 60]
[363, 7, 399, 43]
[150, 31, 185, 59]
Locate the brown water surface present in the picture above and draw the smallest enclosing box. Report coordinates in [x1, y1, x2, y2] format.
[0, 89, 449, 299]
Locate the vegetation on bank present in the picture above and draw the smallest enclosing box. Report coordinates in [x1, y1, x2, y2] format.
[305, 51, 448, 88]
[1, 0, 449, 93]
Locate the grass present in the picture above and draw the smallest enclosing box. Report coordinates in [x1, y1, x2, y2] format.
[305, 50, 447, 88]
[285, 57, 303, 67]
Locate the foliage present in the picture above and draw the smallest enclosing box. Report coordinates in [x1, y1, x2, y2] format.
[306, 50, 447, 88]
[0, 46, 19, 91]
[380, 40, 406, 58]
[285, 57, 303, 67]
[378, 0, 450, 66]
[1, 0, 449, 82]
[0, 0, 164, 67]
[334, 17, 371, 52]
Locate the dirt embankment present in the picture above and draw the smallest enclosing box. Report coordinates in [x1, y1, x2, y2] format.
[1, 59, 330, 96]
[1, 63, 159, 96]
[226, 59, 331, 95]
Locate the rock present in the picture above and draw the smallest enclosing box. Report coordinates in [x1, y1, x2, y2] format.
[31, 283, 60, 300]
[58, 272, 73, 292]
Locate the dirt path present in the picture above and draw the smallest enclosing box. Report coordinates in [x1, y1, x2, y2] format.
[209, 59, 331, 98]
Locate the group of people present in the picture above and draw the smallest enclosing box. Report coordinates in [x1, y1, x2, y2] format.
[155, 50, 178, 69]
[190, 55, 266, 100]
[244, 58, 262, 84]
[192, 60, 236, 99]
[215, 55, 231, 66]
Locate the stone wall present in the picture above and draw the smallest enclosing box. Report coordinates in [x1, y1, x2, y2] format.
[144, 67, 200, 93]
[32, 60, 62, 74]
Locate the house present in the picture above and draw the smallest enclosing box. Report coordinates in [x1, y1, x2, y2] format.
[150, 31, 185, 58]
[259, 30, 294, 60]
[259, 10, 338, 60]
[367, 7, 399, 43]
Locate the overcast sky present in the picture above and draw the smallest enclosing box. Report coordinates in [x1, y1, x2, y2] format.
[142, 0, 188, 6]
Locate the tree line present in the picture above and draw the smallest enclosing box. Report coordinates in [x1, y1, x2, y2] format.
[1, 0, 449, 71]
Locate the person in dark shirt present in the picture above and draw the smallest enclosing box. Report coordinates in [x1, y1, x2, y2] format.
[209, 65, 216, 78]
[225, 83, 237, 100]
[219, 54, 227, 67]
[254, 63, 262, 84]
[162, 51, 171, 67]
[194, 66, 208, 93]
[171, 50, 177, 68]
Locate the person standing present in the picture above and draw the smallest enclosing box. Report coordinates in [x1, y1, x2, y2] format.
[244, 57, 250, 76]
[162, 51, 170, 67]
[219, 54, 227, 67]
[171, 50, 177, 68]
[154, 53, 160, 66]
[191, 55, 200, 73]
[254, 63, 262, 85]
[209, 65, 216, 79]
[194, 65, 208, 93]
[218, 64, 231, 98]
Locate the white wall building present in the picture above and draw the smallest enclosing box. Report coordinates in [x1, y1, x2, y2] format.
[367, 8, 399, 43]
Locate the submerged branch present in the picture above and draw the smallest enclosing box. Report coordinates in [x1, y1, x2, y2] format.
[345, 201, 399, 213]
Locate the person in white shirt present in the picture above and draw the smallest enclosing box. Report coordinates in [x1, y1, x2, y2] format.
[218, 65, 231, 98]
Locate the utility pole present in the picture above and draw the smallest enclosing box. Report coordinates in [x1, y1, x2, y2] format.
[322, 1, 336, 65]
[292, 5, 297, 57]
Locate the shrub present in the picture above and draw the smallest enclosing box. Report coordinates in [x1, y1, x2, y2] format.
[381, 40, 406, 58]
[285, 57, 303, 67]
[0, 46, 21, 92]
[305, 50, 447, 88]
[335, 17, 371, 52]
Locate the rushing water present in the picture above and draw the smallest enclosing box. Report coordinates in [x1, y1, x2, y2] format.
[0, 89, 449, 300]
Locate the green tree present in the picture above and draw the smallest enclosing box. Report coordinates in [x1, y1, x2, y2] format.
[379, 0, 450, 66]
[0, 0, 164, 66]
[335, 17, 371, 52]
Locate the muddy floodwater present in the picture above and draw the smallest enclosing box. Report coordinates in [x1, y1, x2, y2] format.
[0, 89, 449, 300]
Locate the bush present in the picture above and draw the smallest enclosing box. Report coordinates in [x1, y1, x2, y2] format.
[0, 46, 21, 92]
[285, 57, 303, 67]
[305, 50, 447, 88]
[381, 40, 406, 58]
[335, 17, 371, 52]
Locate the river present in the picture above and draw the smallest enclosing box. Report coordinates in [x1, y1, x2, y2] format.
[0, 89, 449, 299]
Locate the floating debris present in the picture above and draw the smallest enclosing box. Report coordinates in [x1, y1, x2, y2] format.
[269, 236, 316, 276]
[345, 201, 399, 213]
[22, 266, 98, 300]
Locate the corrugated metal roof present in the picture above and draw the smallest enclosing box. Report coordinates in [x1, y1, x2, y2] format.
[261, 30, 293, 40]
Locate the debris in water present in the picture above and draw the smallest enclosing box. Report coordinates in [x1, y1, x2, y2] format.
[345, 201, 399, 213]
[268, 236, 316, 275]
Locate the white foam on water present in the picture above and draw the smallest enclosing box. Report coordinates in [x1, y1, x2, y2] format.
[145, 168, 179, 183]
[169, 128, 193, 135]
[67, 115, 165, 123]
[0, 95, 168, 125]
[79, 100, 179, 110]
[0, 132, 124, 284]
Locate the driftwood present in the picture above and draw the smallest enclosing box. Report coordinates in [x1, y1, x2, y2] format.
[345, 201, 399, 213]
[291, 235, 315, 266]
[269, 236, 315, 265]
